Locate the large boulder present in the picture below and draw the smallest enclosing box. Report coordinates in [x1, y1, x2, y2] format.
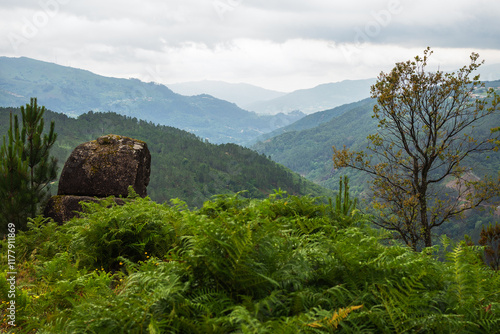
[58, 134, 151, 197]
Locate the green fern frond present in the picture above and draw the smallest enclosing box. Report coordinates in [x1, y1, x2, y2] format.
[371, 273, 440, 333]
[446, 242, 490, 310]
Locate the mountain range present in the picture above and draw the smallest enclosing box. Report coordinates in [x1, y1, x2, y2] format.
[1, 55, 499, 241]
[3, 56, 498, 186]
[169, 78, 377, 115]
[0, 57, 383, 145]
[0, 57, 304, 144]
[245, 78, 377, 115]
[168, 63, 500, 116]
[167, 80, 287, 111]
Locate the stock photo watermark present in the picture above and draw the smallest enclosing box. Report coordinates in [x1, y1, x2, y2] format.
[7, 0, 70, 52]
[340, 0, 403, 59]
[5, 223, 17, 327]
[212, 0, 243, 20]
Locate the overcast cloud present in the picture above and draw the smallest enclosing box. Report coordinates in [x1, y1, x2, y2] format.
[2, 0, 500, 91]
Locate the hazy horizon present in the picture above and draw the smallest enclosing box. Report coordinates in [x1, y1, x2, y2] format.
[2, 0, 500, 91]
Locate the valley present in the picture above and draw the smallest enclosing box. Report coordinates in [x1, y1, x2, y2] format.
[1, 56, 499, 243]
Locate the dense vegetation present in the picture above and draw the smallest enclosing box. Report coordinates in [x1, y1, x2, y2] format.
[1, 191, 499, 333]
[0, 107, 332, 208]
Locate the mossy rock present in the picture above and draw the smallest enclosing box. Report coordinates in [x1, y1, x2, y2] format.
[57, 134, 151, 197]
[43, 195, 125, 224]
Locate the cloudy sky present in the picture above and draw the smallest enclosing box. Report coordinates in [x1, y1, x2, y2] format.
[2, 0, 500, 91]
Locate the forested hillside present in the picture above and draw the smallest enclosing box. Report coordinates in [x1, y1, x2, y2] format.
[0, 107, 332, 207]
[254, 95, 500, 191]
[251, 99, 373, 144]
[253, 98, 378, 192]
[253, 96, 500, 242]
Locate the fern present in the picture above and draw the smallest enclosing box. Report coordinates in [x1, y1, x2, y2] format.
[9, 191, 500, 333]
[65, 196, 180, 270]
[371, 275, 437, 333]
[228, 305, 265, 333]
[306, 305, 363, 330]
[446, 242, 488, 311]
[14, 215, 68, 262]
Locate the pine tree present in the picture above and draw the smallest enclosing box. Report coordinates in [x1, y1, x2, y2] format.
[20, 98, 58, 217]
[0, 113, 31, 234]
[0, 98, 58, 235]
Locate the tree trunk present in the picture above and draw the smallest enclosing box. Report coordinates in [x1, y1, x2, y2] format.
[419, 194, 432, 248]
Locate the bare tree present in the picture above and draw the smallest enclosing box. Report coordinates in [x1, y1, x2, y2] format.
[333, 48, 500, 250]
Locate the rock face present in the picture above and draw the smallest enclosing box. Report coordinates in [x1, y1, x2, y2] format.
[44, 195, 125, 224]
[58, 134, 151, 197]
[44, 134, 151, 224]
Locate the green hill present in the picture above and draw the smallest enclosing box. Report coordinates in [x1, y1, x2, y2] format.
[250, 99, 372, 144]
[252, 96, 500, 241]
[252, 98, 378, 192]
[0, 107, 332, 207]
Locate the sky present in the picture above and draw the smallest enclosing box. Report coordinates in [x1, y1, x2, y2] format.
[2, 0, 500, 92]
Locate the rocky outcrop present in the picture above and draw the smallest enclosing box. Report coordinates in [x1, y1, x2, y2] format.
[44, 134, 151, 224]
[58, 134, 151, 197]
[44, 195, 125, 224]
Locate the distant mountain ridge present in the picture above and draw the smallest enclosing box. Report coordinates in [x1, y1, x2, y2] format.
[241, 63, 500, 116]
[0, 56, 303, 144]
[250, 99, 373, 144]
[168, 80, 287, 111]
[169, 78, 378, 115]
[246, 79, 377, 115]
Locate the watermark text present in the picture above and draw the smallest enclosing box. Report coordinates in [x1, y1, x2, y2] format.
[6, 222, 17, 327]
[8, 0, 71, 52]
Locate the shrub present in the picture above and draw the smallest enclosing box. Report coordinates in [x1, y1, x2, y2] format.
[64, 196, 182, 271]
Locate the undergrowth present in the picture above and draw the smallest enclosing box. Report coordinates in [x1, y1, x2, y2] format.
[1, 189, 499, 333]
